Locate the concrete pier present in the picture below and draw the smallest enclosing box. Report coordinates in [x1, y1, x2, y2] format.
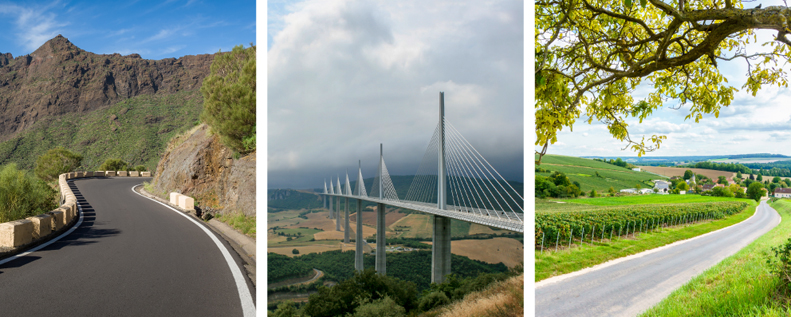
[344, 198, 350, 243]
[375, 203, 386, 275]
[336, 197, 341, 231]
[431, 215, 452, 283]
[355, 199, 364, 271]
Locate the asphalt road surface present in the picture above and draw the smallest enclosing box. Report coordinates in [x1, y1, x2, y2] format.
[0, 177, 255, 316]
[536, 200, 780, 317]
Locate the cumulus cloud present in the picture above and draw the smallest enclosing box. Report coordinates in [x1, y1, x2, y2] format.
[268, 0, 523, 188]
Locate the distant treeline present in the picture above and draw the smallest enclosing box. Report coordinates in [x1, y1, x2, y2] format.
[682, 161, 752, 174]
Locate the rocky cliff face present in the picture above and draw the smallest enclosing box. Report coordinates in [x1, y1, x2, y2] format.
[151, 124, 255, 216]
[0, 35, 214, 142]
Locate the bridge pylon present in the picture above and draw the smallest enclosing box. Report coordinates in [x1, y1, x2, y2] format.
[432, 91, 452, 284]
[355, 160, 365, 271]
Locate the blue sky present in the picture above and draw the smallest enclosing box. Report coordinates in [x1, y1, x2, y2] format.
[0, 0, 255, 59]
[538, 0, 791, 158]
[267, 0, 524, 189]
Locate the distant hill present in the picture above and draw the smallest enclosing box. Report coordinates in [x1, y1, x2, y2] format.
[0, 35, 214, 170]
[582, 153, 791, 166]
[537, 154, 662, 192]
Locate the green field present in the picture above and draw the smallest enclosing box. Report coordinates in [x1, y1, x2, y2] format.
[642, 199, 791, 316]
[272, 227, 323, 244]
[572, 195, 747, 206]
[537, 154, 662, 192]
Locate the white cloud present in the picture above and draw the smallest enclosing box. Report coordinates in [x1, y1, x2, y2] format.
[0, 2, 69, 52]
[268, 0, 523, 188]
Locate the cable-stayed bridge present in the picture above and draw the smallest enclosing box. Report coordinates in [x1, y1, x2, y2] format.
[321, 92, 523, 283]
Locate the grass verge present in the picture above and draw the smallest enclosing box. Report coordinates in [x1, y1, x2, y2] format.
[640, 199, 791, 316]
[215, 212, 256, 238]
[535, 201, 758, 282]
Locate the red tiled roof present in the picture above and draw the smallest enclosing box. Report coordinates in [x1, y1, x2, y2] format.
[776, 188, 791, 194]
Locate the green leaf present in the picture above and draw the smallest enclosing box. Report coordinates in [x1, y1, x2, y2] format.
[625, 0, 633, 8]
[640, 0, 646, 7]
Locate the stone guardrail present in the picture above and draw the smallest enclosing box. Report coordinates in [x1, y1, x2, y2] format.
[169, 192, 195, 211]
[0, 170, 152, 249]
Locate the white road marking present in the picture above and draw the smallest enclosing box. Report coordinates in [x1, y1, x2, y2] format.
[131, 184, 256, 317]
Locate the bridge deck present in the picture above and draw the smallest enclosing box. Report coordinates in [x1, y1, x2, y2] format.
[325, 193, 523, 233]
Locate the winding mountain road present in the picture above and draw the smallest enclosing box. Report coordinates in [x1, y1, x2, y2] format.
[536, 200, 780, 317]
[0, 177, 255, 316]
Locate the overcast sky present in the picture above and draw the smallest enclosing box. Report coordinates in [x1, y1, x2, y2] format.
[538, 0, 791, 159]
[0, 0, 255, 59]
[268, 0, 524, 189]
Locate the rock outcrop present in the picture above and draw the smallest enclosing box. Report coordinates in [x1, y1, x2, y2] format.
[0, 35, 215, 142]
[151, 124, 255, 216]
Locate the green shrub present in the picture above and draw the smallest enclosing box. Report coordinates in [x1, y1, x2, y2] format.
[417, 291, 450, 312]
[0, 164, 58, 222]
[353, 296, 406, 317]
[768, 237, 791, 296]
[292, 248, 299, 255]
[200, 44, 256, 154]
[99, 158, 129, 171]
[34, 146, 82, 182]
[134, 165, 147, 172]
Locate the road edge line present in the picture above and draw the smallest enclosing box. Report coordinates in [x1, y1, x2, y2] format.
[0, 181, 84, 266]
[536, 201, 766, 289]
[131, 184, 256, 317]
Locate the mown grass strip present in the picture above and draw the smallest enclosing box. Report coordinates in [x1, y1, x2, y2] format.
[535, 201, 757, 282]
[641, 200, 791, 317]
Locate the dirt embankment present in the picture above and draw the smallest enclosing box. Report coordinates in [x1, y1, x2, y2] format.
[151, 124, 255, 216]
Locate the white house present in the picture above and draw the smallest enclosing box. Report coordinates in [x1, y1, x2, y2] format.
[776, 188, 791, 198]
[632, 167, 641, 172]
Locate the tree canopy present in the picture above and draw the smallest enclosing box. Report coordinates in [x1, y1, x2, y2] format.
[200, 44, 256, 155]
[536, 0, 791, 163]
[34, 147, 83, 182]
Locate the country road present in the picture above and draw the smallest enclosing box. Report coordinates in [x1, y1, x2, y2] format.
[0, 177, 255, 316]
[536, 200, 780, 317]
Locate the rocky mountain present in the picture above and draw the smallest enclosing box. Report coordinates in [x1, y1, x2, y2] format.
[0, 35, 214, 142]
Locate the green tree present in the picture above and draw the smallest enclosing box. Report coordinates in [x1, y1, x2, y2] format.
[271, 301, 299, 317]
[717, 176, 728, 185]
[590, 189, 597, 197]
[608, 186, 616, 196]
[548, 171, 571, 187]
[99, 158, 129, 171]
[200, 44, 256, 154]
[683, 170, 694, 180]
[292, 248, 299, 255]
[0, 164, 57, 223]
[677, 182, 689, 192]
[758, 174, 764, 182]
[134, 165, 148, 172]
[536, 0, 791, 163]
[773, 176, 782, 184]
[747, 182, 766, 202]
[736, 171, 743, 179]
[34, 146, 83, 182]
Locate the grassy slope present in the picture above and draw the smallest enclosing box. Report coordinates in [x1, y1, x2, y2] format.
[0, 89, 202, 171]
[538, 154, 662, 192]
[642, 199, 791, 316]
[574, 195, 745, 206]
[535, 200, 758, 281]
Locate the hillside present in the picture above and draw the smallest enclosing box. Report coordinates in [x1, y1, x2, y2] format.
[537, 154, 661, 192]
[0, 35, 214, 170]
[150, 124, 255, 216]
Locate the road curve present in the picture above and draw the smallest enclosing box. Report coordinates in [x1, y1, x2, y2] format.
[0, 177, 255, 316]
[536, 200, 780, 317]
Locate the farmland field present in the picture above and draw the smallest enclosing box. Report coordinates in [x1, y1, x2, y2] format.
[638, 165, 736, 180]
[537, 154, 661, 192]
[427, 237, 524, 268]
